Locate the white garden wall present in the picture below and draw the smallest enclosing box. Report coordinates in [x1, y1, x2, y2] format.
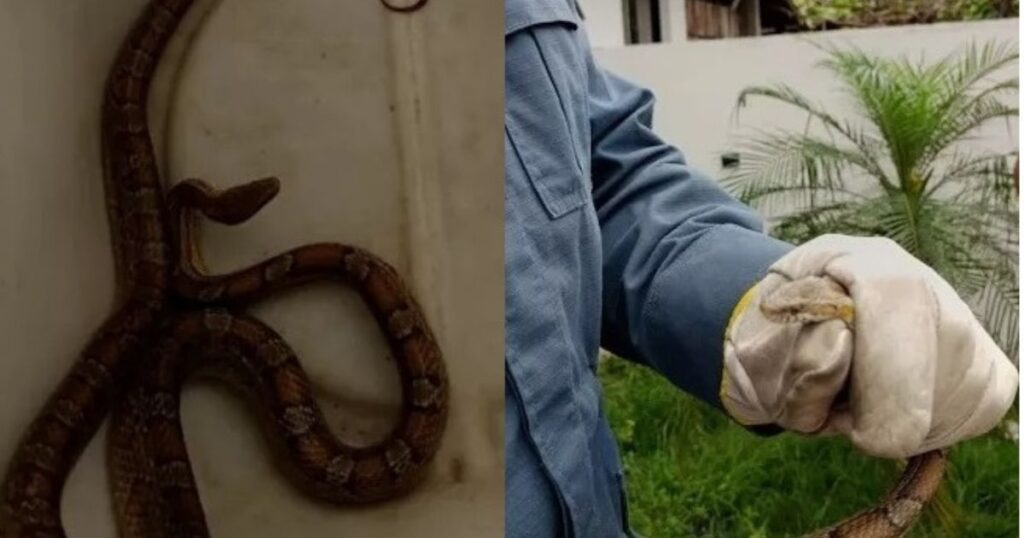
[579, 0, 627, 47]
[591, 19, 1019, 178]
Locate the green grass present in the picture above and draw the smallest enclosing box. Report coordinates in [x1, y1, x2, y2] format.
[599, 356, 1019, 538]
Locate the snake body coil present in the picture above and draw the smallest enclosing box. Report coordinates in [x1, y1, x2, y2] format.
[0, 1, 447, 536]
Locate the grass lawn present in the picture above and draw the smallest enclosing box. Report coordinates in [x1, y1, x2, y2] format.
[599, 356, 1019, 538]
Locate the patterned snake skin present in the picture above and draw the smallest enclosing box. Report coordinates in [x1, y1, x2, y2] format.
[760, 277, 947, 538]
[802, 451, 946, 537]
[0, 1, 446, 536]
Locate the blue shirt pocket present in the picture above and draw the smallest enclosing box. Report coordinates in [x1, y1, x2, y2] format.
[505, 3, 589, 220]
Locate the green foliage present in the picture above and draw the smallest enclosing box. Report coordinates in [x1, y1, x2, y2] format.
[789, 0, 872, 28]
[789, 0, 1019, 28]
[724, 40, 1019, 362]
[599, 357, 1019, 537]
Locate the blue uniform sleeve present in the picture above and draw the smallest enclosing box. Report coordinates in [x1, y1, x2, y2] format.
[589, 62, 793, 409]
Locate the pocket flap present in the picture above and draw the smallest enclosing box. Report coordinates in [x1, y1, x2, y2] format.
[505, 0, 580, 35]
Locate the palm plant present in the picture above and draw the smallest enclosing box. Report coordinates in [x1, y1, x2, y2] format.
[723, 40, 1019, 363]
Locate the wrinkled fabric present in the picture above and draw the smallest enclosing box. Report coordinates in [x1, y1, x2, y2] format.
[723, 234, 1019, 458]
[504, 0, 791, 536]
[722, 277, 854, 434]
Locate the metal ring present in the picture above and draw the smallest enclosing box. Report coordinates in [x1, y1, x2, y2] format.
[380, 0, 429, 13]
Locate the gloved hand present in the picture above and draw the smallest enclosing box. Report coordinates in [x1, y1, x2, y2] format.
[721, 234, 1018, 458]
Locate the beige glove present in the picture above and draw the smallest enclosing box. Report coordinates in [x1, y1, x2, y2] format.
[721, 234, 1018, 458]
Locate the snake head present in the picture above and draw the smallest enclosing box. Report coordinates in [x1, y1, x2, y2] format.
[170, 176, 281, 226]
[760, 276, 855, 326]
[204, 177, 281, 225]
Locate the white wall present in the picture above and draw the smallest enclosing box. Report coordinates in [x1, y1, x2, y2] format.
[659, 0, 688, 43]
[593, 19, 1019, 177]
[578, 0, 626, 47]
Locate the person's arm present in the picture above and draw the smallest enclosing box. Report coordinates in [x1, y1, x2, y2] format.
[587, 57, 1016, 458]
[588, 59, 791, 410]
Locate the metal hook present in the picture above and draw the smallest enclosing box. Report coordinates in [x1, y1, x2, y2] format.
[380, 0, 429, 13]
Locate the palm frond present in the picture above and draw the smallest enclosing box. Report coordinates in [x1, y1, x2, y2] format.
[936, 40, 1019, 113]
[731, 40, 1019, 360]
[733, 84, 893, 189]
[723, 128, 891, 203]
[976, 275, 1020, 363]
[926, 97, 1018, 163]
[929, 152, 1014, 195]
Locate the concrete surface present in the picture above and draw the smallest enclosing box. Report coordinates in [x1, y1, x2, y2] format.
[0, 0, 503, 535]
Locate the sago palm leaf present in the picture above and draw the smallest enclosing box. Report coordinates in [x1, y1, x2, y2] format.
[723, 130, 874, 214]
[734, 84, 893, 187]
[726, 39, 1019, 366]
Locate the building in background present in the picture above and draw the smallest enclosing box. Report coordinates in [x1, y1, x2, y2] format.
[579, 0, 798, 46]
[579, 0, 1017, 183]
[580, 0, 1016, 46]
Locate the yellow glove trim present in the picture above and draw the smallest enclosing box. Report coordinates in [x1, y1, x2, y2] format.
[719, 283, 759, 419]
[836, 302, 855, 326]
[726, 283, 758, 335]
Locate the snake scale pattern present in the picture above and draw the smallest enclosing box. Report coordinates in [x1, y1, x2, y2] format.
[761, 276, 947, 538]
[802, 450, 947, 538]
[0, 1, 446, 536]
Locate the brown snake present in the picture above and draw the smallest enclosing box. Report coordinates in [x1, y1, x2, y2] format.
[760, 277, 948, 537]
[801, 450, 946, 537]
[0, 1, 446, 536]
